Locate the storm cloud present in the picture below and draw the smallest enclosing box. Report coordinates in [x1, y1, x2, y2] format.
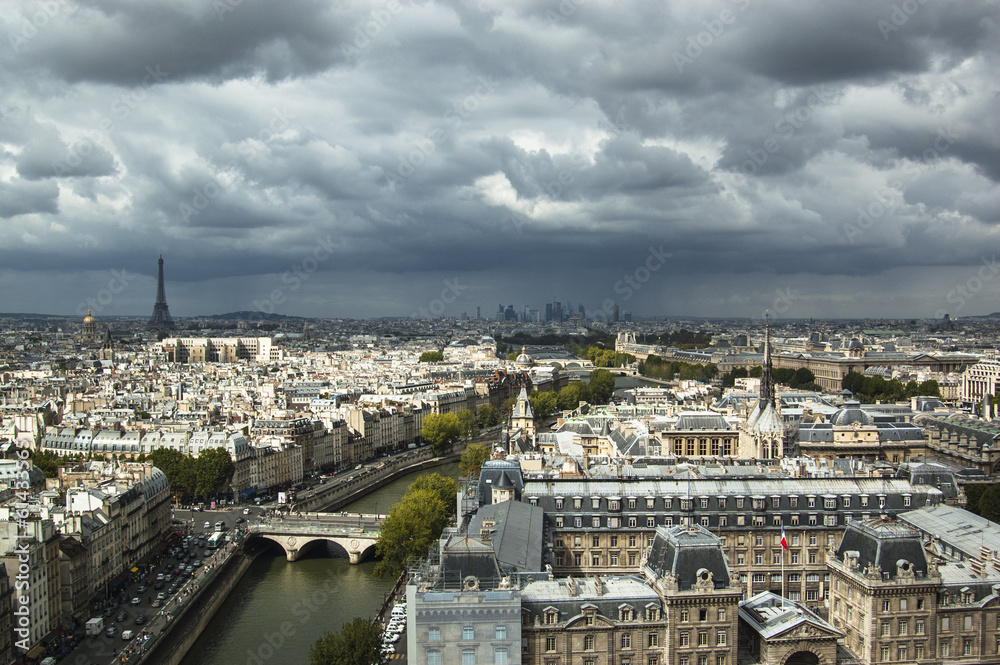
[1, 0, 998, 320]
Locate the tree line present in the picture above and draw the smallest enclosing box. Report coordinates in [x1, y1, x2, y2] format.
[841, 371, 940, 402]
[148, 448, 235, 501]
[638, 355, 718, 383]
[720, 365, 822, 391]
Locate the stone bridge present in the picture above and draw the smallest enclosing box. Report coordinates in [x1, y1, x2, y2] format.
[247, 512, 385, 563]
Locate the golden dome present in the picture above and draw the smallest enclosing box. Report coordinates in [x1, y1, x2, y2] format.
[83, 308, 94, 323]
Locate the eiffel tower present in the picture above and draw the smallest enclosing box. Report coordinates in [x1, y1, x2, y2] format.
[146, 254, 177, 332]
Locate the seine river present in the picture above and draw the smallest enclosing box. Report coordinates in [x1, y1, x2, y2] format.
[178, 462, 460, 665]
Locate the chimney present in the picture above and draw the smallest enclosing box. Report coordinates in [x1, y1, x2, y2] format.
[567, 576, 577, 597]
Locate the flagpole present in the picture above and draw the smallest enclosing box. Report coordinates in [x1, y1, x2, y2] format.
[780, 525, 786, 609]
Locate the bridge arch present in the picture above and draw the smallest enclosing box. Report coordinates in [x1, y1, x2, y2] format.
[247, 529, 379, 564]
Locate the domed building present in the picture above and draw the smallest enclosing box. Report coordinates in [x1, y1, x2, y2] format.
[514, 346, 533, 368]
[80, 308, 99, 343]
[796, 399, 926, 462]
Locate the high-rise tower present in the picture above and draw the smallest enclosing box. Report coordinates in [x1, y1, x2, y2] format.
[146, 255, 176, 332]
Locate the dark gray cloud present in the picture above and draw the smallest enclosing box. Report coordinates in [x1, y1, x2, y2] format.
[1, 0, 999, 319]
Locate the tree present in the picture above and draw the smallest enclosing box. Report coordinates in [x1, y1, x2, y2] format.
[842, 371, 865, 395]
[406, 473, 459, 510]
[374, 488, 450, 578]
[460, 443, 491, 478]
[980, 485, 1000, 525]
[194, 447, 235, 498]
[421, 413, 462, 455]
[499, 397, 516, 421]
[529, 391, 558, 419]
[476, 404, 501, 428]
[557, 381, 591, 410]
[588, 369, 616, 404]
[31, 450, 65, 478]
[150, 448, 196, 498]
[917, 380, 941, 397]
[791, 368, 815, 388]
[455, 409, 479, 439]
[418, 350, 443, 363]
[309, 617, 386, 665]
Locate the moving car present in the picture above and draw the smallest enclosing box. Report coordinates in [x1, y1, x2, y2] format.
[130, 597, 141, 606]
[121, 629, 134, 641]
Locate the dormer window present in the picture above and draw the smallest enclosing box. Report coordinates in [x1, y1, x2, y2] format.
[619, 605, 634, 622]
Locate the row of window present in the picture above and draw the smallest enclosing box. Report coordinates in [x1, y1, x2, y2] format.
[544, 632, 667, 651]
[426, 625, 507, 641]
[426, 647, 508, 665]
[552, 512, 888, 529]
[877, 639, 979, 661]
[544, 495, 905, 511]
[557, 532, 833, 550]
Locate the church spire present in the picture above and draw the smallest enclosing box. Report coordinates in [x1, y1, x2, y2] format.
[760, 313, 775, 408]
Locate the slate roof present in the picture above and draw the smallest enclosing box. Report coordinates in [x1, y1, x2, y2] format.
[520, 575, 659, 620]
[478, 459, 524, 504]
[675, 413, 732, 431]
[468, 501, 544, 573]
[644, 524, 731, 589]
[899, 503, 1000, 561]
[439, 534, 503, 589]
[835, 517, 928, 580]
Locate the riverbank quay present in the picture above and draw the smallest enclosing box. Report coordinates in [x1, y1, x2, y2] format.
[133, 532, 269, 665]
[294, 449, 462, 513]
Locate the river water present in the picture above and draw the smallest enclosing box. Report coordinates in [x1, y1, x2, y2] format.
[178, 462, 460, 665]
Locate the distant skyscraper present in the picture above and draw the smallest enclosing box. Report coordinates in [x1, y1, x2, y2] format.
[612, 304, 620, 322]
[545, 303, 553, 322]
[146, 255, 176, 332]
[476, 306, 481, 320]
[552, 301, 563, 322]
[579, 304, 585, 319]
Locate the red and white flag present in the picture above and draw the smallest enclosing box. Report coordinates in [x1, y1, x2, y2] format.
[780, 526, 789, 551]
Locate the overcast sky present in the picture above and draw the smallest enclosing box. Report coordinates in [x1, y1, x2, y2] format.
[1, 0, 999, 321]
